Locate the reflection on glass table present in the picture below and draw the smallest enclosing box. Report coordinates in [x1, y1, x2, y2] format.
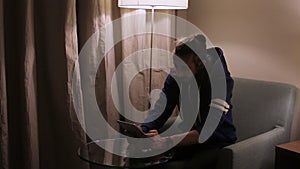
[77, 138, 174, 168]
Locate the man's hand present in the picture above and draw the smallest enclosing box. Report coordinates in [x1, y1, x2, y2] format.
[127, 129, 172, 152]
[145, 130, 159, 137]
[144, 130, 173, 150]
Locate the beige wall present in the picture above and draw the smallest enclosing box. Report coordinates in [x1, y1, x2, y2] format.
[186, 0, 300, 140]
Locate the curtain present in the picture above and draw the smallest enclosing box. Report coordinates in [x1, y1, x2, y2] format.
[0, 0, 175, 169]
[1, 0, 89, 168]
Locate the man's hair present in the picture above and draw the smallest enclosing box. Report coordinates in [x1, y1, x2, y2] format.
[174, 34, 207, 67]
[173, 34, 210, 84]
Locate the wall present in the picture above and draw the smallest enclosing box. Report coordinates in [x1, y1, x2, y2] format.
[186, 0, 300, 140]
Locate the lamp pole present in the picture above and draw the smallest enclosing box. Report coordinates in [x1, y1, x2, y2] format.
[148, 7, 154, 108]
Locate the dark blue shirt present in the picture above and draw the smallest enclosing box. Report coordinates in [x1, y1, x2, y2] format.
[141, 47, 237, 146]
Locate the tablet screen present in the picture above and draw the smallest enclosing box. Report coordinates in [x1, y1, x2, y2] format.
[117, 120, 147, 138]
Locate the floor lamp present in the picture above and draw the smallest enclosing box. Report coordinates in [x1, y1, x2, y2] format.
[118, 0, 188, 107]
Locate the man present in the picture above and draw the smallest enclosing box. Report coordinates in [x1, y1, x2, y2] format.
[139, 34, 237, 168]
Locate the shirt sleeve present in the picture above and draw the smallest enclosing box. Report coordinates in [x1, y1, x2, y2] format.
[194, 47, 236, 144]
[141, 75, 180, 133]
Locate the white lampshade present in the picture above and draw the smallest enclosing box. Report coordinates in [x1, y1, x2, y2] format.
[118, 0, 188, 9]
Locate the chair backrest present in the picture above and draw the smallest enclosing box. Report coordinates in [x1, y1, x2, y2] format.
[231, 78, 296, 142]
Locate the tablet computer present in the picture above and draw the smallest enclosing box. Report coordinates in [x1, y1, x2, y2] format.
[117, 120, 147, 138]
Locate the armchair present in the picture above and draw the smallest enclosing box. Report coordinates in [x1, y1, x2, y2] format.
[216, 77, 297, 169]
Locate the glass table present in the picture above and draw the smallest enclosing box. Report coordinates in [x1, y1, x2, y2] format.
[77, 138, 174, 168]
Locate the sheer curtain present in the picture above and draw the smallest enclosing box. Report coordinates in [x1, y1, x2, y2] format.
[120, 9, 176, 121]
[0, 0, 175, 169]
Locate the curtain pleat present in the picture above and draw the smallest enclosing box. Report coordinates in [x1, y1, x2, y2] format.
[0, 0, 8, 168]
[34, 0, 88, 169]
[23, 0, 39, 168]
[3, 0, 39, 168]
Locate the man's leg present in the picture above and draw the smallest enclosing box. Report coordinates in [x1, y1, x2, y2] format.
[148, 144, 221, 169]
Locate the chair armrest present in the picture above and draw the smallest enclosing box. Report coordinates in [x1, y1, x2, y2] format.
[216, 127, 288, 169]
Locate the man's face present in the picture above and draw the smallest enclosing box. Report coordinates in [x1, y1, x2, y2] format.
[174, 55, 198, 81]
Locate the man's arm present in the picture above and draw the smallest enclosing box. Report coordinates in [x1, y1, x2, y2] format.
[141, 75, 179, 133]
[169, 129, 199, 146]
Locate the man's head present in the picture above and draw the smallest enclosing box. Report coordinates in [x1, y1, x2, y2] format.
[173, 34, 207, 79]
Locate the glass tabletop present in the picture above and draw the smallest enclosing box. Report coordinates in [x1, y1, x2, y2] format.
[77, 138, 174, 168]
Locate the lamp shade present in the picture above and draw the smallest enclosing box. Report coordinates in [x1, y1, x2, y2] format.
[118, 0, 188, 9]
